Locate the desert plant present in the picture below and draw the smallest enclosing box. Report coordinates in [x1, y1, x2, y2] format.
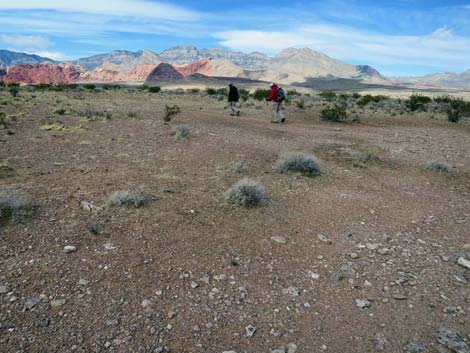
[8, 86, 19, 97]
[321, 105, 348, 122]
[107, 189, 149, 208]
[172, 124, 190, 140]
[252, 89, 271, 101]
[225, 178, 265, 208]
[188, 88, 200, 94]
[0, 190, 35, 224]
[447, 109, 461, 123]
[295, 99, 306, 110]
[55, 108, 66, 115]
[274, 152, 321, 177]
[239, 88, 250, 102]
[127, 111, 138, 118]
[205, 87, 217, 95]
[287, 89, 301, 96]
[426, 161, 450, 173]
[148, 86, 161, 93]
[406, 94, 431, 112]
[83, 84, 96, 90]
[0, 112, 6, 129]
[138, 84, 149, 91]
[356, 94, 388, 107]
[163, 104, 181, 123]
[231, 160, 248, 174]
[319, 91, 337, 102]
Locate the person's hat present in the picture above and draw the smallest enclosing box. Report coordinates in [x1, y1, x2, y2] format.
[269, 82, 275, 87]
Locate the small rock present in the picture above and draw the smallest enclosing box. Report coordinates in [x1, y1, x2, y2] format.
[457, 257, 470, 270]
[434, 327, 470, 353]
[24, 298, 39, 310]
[377, 248, 390, 255]
[392, 293, 407, 301]
[245, 325, 256, 337]
[64, 245, 77, 253]
[350, 252, 359, 259]
[193, 325, 201, 332]
[271, 236, 287, 244]
[190, 281, 199, 289]
[287, 343, 298, 353]
[366, 243, 379, 251]
[50, 299, 66, 307]
[156, 290, 163, 296]
[78, 279, 89, 286]
[308, 271, 320, 280]
[168, 311, 176, 319]
[141, 299, 152, 309]
[463, 244, 470, 250]
[222, 351, 237, 353]
[356, 299, 371, 309]
[405, 341, 424, 352]
[0, 285, 8, 294]
[284, 286, 300, 297]
[271, 348, 286, 353]
[317, 234, 329, 243]
[104, 341, 112, 349]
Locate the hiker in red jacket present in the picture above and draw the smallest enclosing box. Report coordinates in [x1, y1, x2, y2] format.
[266, 83, 285, 123]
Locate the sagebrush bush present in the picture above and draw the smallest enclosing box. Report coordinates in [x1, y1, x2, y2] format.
[163, 104, 181, 122]
[427, 161, 450, 173]
[148, 86, 161, 93]
[8, 86, 19, 97]
[83, 84, 96, 90]
[0, 190, 35, 224]
[406, 94, 431, 111]
[205, 87, 217, 95]
[107, 189, 149, 208]
[321, 105, 348, 122]
[225, 178, 265, 208]
[356, 94, 388, 107]
[252, 89, 271, 101]
[275, 152, 321, 177]
[173, 124, 190, 140]
[319, 91, 337, 101]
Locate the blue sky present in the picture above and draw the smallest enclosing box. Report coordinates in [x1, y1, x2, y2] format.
[0, 0, 469, 76]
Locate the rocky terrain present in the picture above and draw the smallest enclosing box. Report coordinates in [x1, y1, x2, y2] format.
[0, 85, 469, 352]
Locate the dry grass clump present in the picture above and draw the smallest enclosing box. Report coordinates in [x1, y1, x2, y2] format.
[225, 178, 265, 208]
[107, 189, 149, 208]
[0, 190, 35, 224]
[172, 124, 190, 140]
[275, 152, 321, 177]
[426, 161, 450, 173]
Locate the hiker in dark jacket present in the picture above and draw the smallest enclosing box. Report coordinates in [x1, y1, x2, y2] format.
[228, 83, 240, 116]
[266, 83, 285, 123]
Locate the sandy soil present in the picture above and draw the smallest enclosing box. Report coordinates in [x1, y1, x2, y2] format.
[1, 88, 470, 353]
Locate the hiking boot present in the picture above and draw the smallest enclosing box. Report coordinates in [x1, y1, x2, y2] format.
[236, 111, 240, 116]
[281, 118, 286, 123]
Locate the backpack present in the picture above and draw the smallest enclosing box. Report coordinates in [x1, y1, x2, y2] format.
[276, 87, 285, 101]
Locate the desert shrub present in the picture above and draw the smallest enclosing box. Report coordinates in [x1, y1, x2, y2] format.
[433, 95, 453, 104]
[163, 104, 181, 122]
[206, 87, 217, 95]
[274, 152, 321, 177]
[107, 189, 149, 208]
[287, 89, 301, 96]
[148, 86, 161, 93]
[127, 111, 138, 118]
[83, 84, 96, 90]
[252, 88, 271, 101]
[319, 91, 337, 101]
[172, 124, 190, 140]
[138, 84, 149, 91]
[0, 190, 35, 224]
[321, 105, 348, 122]
[8, 86, 19, 97]
[295, 99, 306, 110]
[33, 83, 53, 90]
[231, 160, 248, 174]
[55, 108, 66, 115]
[102, 84, 121, 90]
[0, 113, 7, 129]
[79, 109, 112, 121]
[0, 82, 5, 88]
[352, 93, 361, 99]
[239, 88, 250, 102]
[357, 94, 388, 107]
[188, 88, 200, 94]
[225, 178, 265, 208]
[338, 93, 352, 100]
[216, 88, 228, 95]
[406, 94, 431, 111]
[447, 109, 461, 123]
[426, 161, 450, 173]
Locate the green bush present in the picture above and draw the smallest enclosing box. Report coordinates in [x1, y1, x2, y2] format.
[0, 190, 35, 224]
[83, 84, 96, 90]
[295, 99, 306, 110]
[138, 84, 149, 91]
[406, 94, 431, 111]
[239, 88, 250, 101]
[206, 87, 217, 95]
[287, 89, 301, 96]
[148, 86, 161, 93]
[274, 152, 321, 177]
[357, 94, 388, 107]
[172, 124, 191, 141]
[321, 105, 348, 122]
[252, 89, 271, 101]
[188, 88, 200, 94]
[225, 178, 265, 208]
[426, 161, 450, 173]
[163, 104, 181, 122]
[8, 86, 19, 97]
[319, 91, 337, 101]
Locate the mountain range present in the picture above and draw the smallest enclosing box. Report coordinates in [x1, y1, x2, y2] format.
[0, 47, 468, 89]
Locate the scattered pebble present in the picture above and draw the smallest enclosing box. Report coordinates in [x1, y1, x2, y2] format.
[350, 252, 359, 259]
[50, 299, 66, 307]
[271, 236, 287, 244]
[356, 299, 371, 309]
[457, 257, 470, 270]
[63, 245, 77, 253]
[245, 325, 256, 337]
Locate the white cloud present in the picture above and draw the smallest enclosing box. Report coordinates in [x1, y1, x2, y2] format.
[33, 51, 65, 60]
[0, 0, 200, 21]
[0, 34, 50, 49]
[214, 24, 470, 72]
